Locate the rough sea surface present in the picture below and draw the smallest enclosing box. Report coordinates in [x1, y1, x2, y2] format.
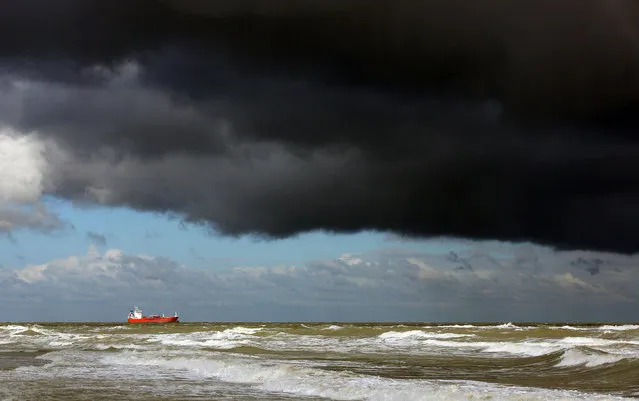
[1, 322, 638, 400]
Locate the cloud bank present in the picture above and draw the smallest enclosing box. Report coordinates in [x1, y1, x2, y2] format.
[0, 203, 66, 235]
[1, 244, 637, 322]
[1, 1, 639, 252]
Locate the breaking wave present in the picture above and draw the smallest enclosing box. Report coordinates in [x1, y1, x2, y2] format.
[599, 325, 639, 332]
[101, 352, 628, 401]
[557, 348, 627, 368]
[378, 330, 475, 340]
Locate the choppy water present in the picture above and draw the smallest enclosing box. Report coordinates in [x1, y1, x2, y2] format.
[1, 322, 639, 400]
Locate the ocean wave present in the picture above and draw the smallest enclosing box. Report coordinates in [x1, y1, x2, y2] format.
[100, 353, 628, 400]
[0, 325, 30, 332]
[379, 330, 475, 341]
[222, 326, 263, 335]
[0, 325, 105, 351]
[548, 324, 639, 332]
[479, 341, 561, 357]
[423, 323, 533, 330]
[91, 325, 130, 332]
[5, 323, 639, 364]
[558, 337, 639, 348]
[556, 348, 627, 368]
[496, 322, 518, 329]
[598, 325, 639, 332]
[551, 325, 591, 331]
[146, 326, 262, 349]
[4, 323, 639, 400]
[91, 343, 146, 351]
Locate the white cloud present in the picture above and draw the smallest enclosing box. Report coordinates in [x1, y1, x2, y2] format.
[0, 126, 49, 203]
[337, 253, 364, 266]
[0, 126, 69, 235]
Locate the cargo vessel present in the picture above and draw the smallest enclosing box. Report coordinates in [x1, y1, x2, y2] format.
[127, 306, 179, 323]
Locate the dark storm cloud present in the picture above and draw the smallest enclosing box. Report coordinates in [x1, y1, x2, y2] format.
[1, 0, 639, 252]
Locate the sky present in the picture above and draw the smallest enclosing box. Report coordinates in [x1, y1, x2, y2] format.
[1, 200, 638, 322]
[1, 0, 639, 322]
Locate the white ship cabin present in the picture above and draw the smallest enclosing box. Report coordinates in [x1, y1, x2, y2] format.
[128, 307, 179, 319]
[128, 306, 143, 319]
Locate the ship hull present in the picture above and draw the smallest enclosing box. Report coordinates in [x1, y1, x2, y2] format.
[127, 316, 179, 324]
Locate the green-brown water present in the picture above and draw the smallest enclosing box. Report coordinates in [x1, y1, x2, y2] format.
[1, 322, 638, 400]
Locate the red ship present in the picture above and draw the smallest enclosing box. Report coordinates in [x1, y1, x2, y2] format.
[127, 306, 179, 324]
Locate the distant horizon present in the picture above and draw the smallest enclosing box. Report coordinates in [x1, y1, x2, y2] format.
[3, 320, 638, 326]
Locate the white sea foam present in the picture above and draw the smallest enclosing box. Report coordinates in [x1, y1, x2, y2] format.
[92, 343, 146, 351]
[375, 332, 639, 359]
[481, 337, 639, 359]
[0, 325, 101, 351]
[548, 325, 639, 332]
[91, 325, 130, 331]
[558, 337, 618, 347]
[479, 341, 560, 357]
[379, 330, 475, 341]
[223, 326, 263, 335]
[377, 331, 559, 357]
[424, 323, 533, 330]
[259, 330, 480, 356]
[552, 325, 590, 331]
[558, 336, 639, 348]
[556, 349, 626, 368]
[495, 322, 521, 329]
[147, 327, 262, 349]
[323, 325, 343, 331]
[598, 325, 639, 331]
[0, 325, 30, 332]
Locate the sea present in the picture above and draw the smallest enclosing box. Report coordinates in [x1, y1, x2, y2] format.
[1, 322, 638, 400]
